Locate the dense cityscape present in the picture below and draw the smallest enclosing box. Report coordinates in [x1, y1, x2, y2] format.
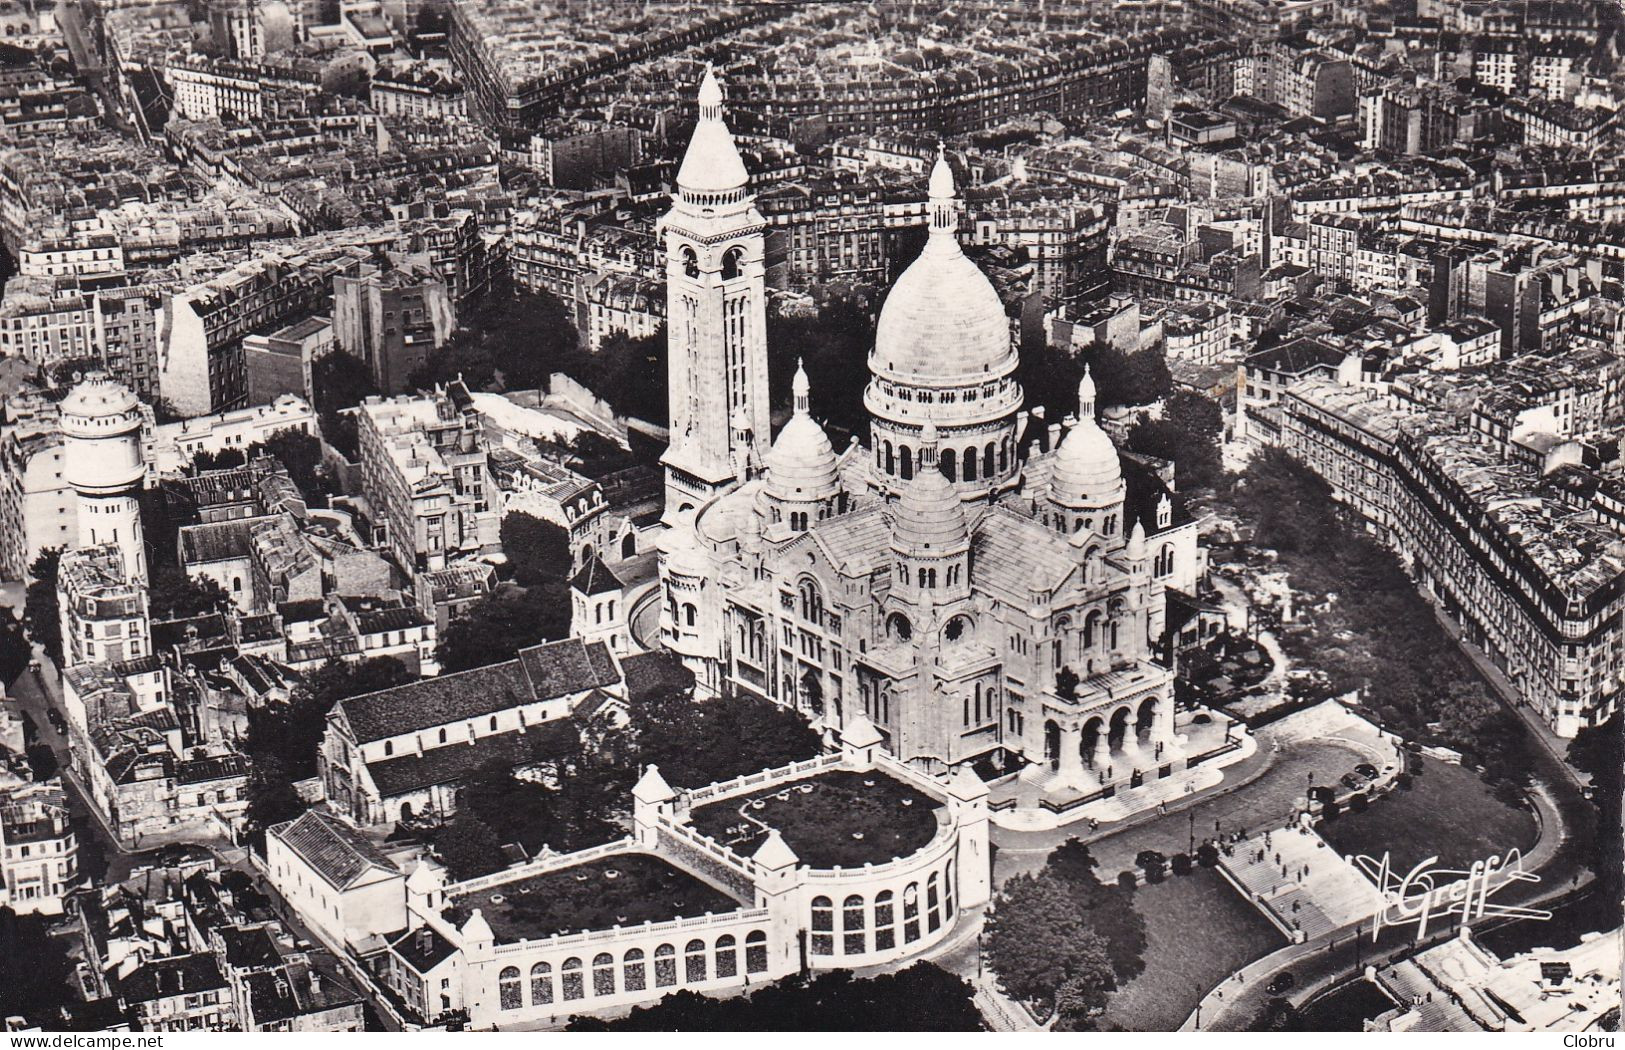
[0, 0, 1619, 1035]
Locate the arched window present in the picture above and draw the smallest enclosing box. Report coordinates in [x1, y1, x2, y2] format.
[984, 442, 996, 477]
[799, 578, 823, 623]
[683, 604, 697, 627]
[489, 715, 498, 731]
[887, 612, 912, 642]
[874, 890, 896, 951]
[963, 446, 978, 481]
[685, 939, 707, 983]
[529, 961, 553, 1005]
[383, 740, 393, 756]
[903, 883, 921, 943]
[654, 944, 677, 987]
[438, 728, 447, 744]
[623, 949, 646, 992]
[746, 931, 768, 973]
[945, 860, 956, 918]
[681, 246, 699, 278]
[1156, 544, 1175, 577]
[561, 957, 584, 1000]
[811, 896, 834, 955]
[927, 872, 942, 933]
[900, 445, 913, 480]
[884, 441, 895, 474]
[498, 966, 522, 1010]
[592, 952, 615, 996]
[999, 438, 1009, 472]
[721, 246, 744, 280]
[715, 934, 738, 978]
[941, 447, 956, 481]
[843, 894, 867, 955]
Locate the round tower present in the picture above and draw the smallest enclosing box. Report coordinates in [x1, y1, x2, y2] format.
[60, 372, 147, 583]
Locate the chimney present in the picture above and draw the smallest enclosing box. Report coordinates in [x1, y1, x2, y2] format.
[309, 968, 321, 994]
[417, 929, 432, 953]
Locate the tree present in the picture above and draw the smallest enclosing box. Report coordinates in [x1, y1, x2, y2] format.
[23, 547, 62, 666]
[626, 688, 820, 789]
[434, 813, 505, 880]
[246, 428, 332, 507]
[245, 753, 307, 833]
[247, 657, 413, 779]
[0, 907, 77, 1025]
[1135, 849, 1167, 882]
[499, 512, 572, 589]
[986, 871, 1120, 1013]
[1567, 713, 1622, 896]
[766, 300, 873, 439]
[1089, 343, 1172, 408]
[0, 607, 27, 686]
[568, 963, 983, 1031]
[1043, 839, 1147, 985]
[584, 328, 668, 426]
[146, 563, 231, 619]
[1125, 391, 1228, 492]
[190, 447, 246, 471]
[312, 351, 380, 460]
[437, 583, 570, 673]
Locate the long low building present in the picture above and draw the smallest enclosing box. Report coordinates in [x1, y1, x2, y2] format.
[267, 726, 989, 1030]
[1280, 378, 1623, 738]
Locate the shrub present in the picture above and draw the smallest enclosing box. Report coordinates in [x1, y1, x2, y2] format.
[1116, 871, 1139, 893]
[1170, 853, 1193, 876]
[1349, 792, 1369, 813]
[1195, 842, 1220, 868]
[1136, 850, 1167, 883]
[1321, 800, 1341, 821]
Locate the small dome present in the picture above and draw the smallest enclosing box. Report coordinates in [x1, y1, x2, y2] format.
[676, 68, 749, 194]
[765, 414, 838, 501]
[1050, 417, 1123, 510]
[892, 458, 967, 553]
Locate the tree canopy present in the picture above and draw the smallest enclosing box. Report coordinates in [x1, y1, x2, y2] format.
[567, 963, 984, 1031]
[626, 688, 821, 789]
[766, 299, 874, 441]
[246, 427, 333, 507]
[437, 582, 571, 673]
[499, 512, 572, 589]
[0, 606, 28, 686]
[23, 547, 63, 666]
[434, 813, 506, 881]
[1125, 391, 1228, 493]
[311, 351, 380, 460]
[146, 563, 231, 620]
[986, 870, 1119, 1023]
[246, 656, 414, 782]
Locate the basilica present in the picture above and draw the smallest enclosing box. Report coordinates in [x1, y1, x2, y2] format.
[656, 70, 1207, 795]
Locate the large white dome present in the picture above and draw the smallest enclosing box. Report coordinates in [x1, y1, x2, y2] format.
[870, 150, 1014, 387]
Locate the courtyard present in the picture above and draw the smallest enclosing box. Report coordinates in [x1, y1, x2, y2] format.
[445, 854, 743, 943]
[1317, 758, 1539, 873]
[1099, 867, 1286, 1032]
[688, 770, 942, 869]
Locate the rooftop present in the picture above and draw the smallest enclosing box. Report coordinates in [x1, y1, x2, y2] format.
[689, 769, 942, 869]
[445, 852, 742, 944]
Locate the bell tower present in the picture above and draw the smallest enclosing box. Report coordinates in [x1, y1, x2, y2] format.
[660, 67, 770, 523]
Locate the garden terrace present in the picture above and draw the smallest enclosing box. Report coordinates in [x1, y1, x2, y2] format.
[688, 770, 943, 869]
[444, 854, 744, 944]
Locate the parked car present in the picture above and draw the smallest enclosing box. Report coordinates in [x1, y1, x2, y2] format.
[1340, 772, 1367, 791]
[1267, 971, 1296, 995]
[1354, 762, 1379, 780]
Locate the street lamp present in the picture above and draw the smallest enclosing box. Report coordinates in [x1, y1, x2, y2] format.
[1188, 809, 1196, 854]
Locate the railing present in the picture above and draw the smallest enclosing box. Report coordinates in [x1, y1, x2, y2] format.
[653, 814, 761, 901]
[1039, 785, 1115, 814]
[988, 797, 1019, 812]
[682, 753, 845, 808]
[871, 751, 956, 804]
[444, 838, 637, 897]
[487, 906, 772, 957]
[1186, 739, 1243, 768]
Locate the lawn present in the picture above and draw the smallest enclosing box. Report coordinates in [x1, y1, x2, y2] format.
[1317, 758, 1538, 873]
[1100, 867, 1286, 1032]
[445, 854, 743, 943]
[688, 770, 942, 869]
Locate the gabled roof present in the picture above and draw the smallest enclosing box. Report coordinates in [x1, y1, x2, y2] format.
[268, 810, 399, 891]
[337, 661, 530, 743]
[116, 953, 229, 1004]
[515, 637, 618, 700]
